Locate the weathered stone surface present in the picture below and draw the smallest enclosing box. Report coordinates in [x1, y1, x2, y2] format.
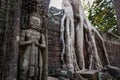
[48, 7, 63, 70]
[105, 65, 120, 79]
[78, 70, 99, 80]
[105, 41, 120, 67]
[48, 76, 58, 80]
[101, 72, 112, 80]
[59, 77, 69, 80]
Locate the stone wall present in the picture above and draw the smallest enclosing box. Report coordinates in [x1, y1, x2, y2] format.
[48, 7, 63, 71]
[0, 1, 9, 74]
[105, 41, 120, 67]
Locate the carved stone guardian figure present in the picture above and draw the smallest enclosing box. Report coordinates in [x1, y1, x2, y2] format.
[19, 12, 46, 80]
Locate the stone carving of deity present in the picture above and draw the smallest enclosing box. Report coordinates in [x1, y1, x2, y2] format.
[19, 12, 46, 80]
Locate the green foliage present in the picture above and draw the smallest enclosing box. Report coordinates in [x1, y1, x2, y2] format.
[87, 0, 118, 34]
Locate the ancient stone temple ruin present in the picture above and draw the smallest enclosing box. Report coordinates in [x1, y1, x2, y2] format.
[0, 0, 120, 80]
[48, 6, 120, 80]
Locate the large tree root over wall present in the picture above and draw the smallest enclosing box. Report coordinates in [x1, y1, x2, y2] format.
[60, 0, 110, 79]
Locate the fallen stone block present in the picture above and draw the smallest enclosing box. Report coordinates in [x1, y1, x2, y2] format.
[77, 70, 99, 80]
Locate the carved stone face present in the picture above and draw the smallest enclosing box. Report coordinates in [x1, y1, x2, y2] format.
[30, 16, 41, 29]
[63, 0, 71, 7]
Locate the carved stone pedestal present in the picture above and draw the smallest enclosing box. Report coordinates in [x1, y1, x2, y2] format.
[79, 70, 99, 80]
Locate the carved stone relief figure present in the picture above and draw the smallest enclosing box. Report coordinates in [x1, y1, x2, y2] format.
[19, 12, 46, 80]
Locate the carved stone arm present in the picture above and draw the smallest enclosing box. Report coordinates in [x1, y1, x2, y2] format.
[20, 40, 32, 46]
[37, 43, 46, 49]
[36, 34, 46, 48]
[20, 30, 32, 46]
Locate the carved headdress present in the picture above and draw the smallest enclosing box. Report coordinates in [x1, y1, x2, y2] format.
[30, 12, 43, 28]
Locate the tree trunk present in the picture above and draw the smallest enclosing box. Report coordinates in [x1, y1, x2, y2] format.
[61, 0, 110, 74]
[113, 0, 120, 33]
